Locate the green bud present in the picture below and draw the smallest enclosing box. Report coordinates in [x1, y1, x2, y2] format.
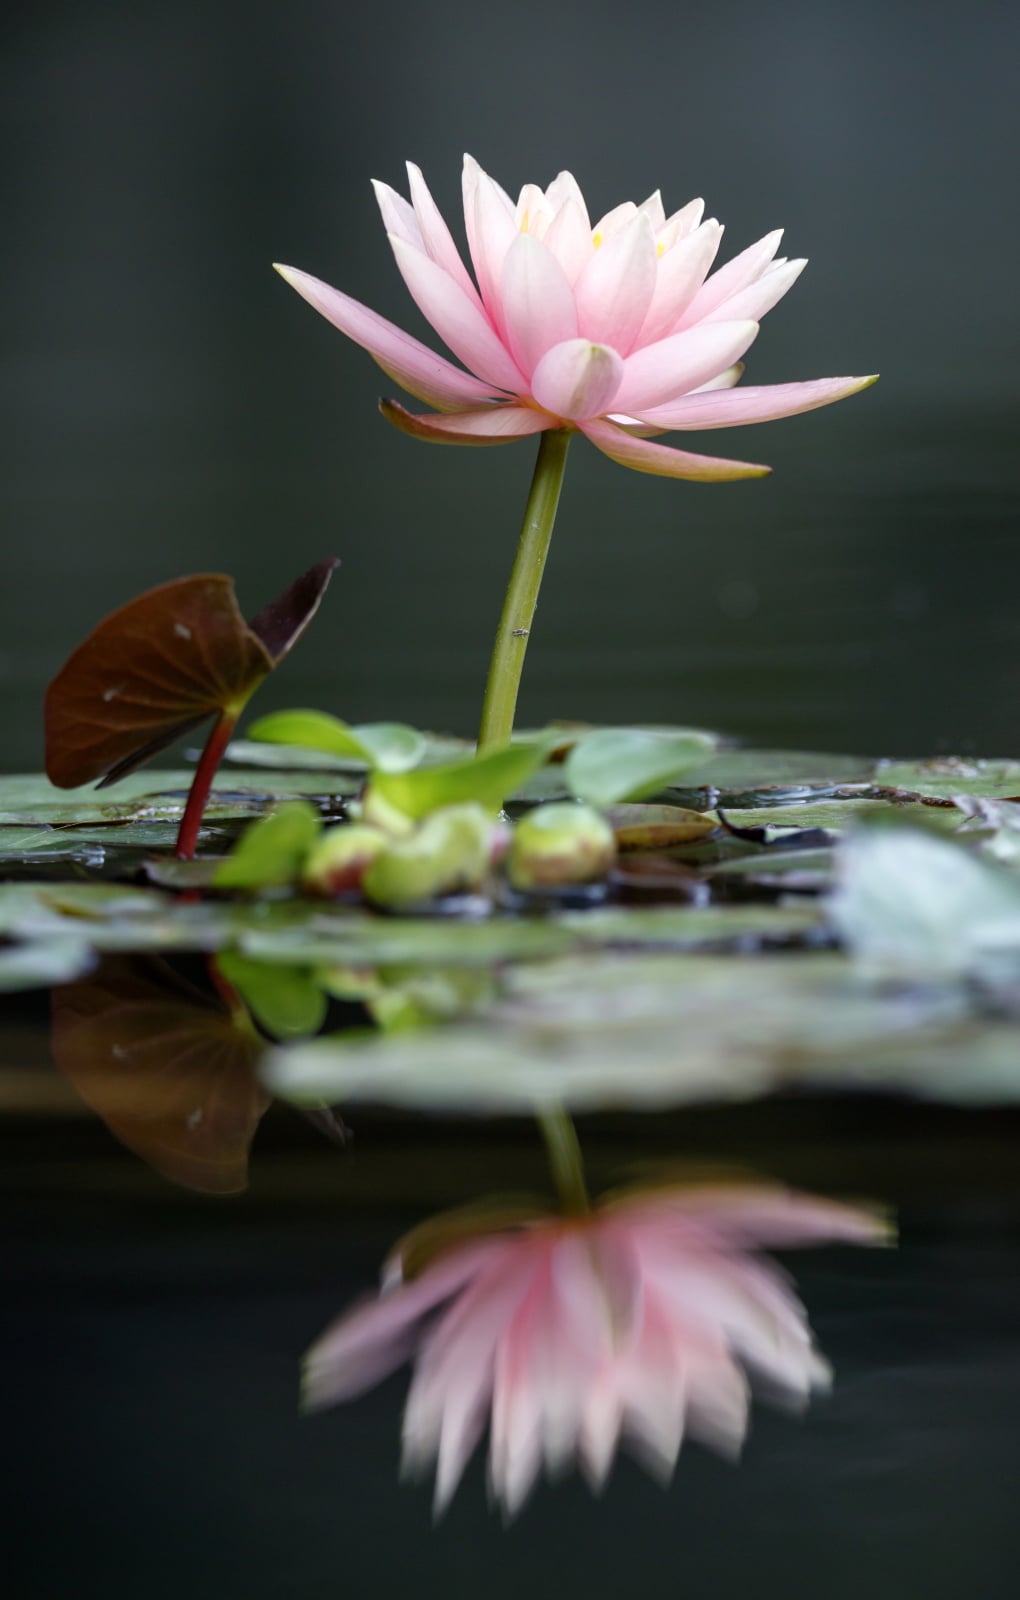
[360, 784, 418, 837]
[362, 803, 495, 910]
[301, 823, 389, 897]
[508, 801, 616, 890]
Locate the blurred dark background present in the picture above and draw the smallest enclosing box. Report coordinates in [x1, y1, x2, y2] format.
[4, 0, 1019, 766]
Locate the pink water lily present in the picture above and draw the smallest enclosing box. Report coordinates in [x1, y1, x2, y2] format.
[304, 1183, 887, 1517]
[275, 155, 875, 482]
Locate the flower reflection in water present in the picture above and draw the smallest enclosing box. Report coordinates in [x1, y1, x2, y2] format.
[305, 1168, 888, 1517]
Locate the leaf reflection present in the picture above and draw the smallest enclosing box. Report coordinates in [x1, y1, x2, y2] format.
[50, 955, 271, 1194]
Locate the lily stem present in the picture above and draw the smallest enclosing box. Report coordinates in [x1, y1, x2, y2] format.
[476, 428, 571, 752]
[537, 1107, 589, 1215]
[174, 709, 238, 860]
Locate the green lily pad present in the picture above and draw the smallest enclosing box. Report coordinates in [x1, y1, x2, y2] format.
[565, 729, 718, 808]
[828, 826, 1020, 978]
[246, 710, 427, 773]
[719, 798, 966, 835]
[874, 758, 1020, 802]
[0, 934, 96, 990]
[0, 768, 359, 828]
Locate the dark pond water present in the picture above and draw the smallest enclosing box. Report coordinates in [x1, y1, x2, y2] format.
[7, 1063, 1020, 1600]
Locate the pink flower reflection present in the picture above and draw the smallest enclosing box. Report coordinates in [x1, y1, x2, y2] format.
[275, 157, 875, 482]
[304, 1184, 886, 1517]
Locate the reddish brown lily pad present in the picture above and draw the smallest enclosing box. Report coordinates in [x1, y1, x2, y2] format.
[44, 558, 338, 790]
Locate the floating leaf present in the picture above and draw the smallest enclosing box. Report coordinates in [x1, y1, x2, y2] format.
[565, 729, 717, 808]
[51, 955, 270, 1193]
[828, 827, 1020, 978]
[606, 804, 718, 851]
[0, 767, 358, 828]
[0, 935, 96, 990]
[213, 801, 322, 890]
[874, 757, 1020, 802]
[368, 741, 551, 821]
[44, 558, 338, 790]
[224, 730, 471, 772]
[664, 748, 875, 808]
[247, 710, 427, 774]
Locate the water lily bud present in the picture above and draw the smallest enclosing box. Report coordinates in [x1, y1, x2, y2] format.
[360, 784, 418, 837]
[363, 803, 494, 910]
[508, 802, 616, 890]
[302, 823, 389, 897]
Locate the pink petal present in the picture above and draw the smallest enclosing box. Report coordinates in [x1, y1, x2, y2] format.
[616, 1298, 688, 1479]
[530, 339, 624, 422]
[302, 1239, 498, 1409]
[592, 200, 638, 242]
[619, 1185, 890, 1249]
[544, 170, 591, 229]
[657, 197, 706, 248]
[388, 234, 524, 392]
[380, 398, 549, 445]
[676, 228, 784, 328]
[581, 417, 770, 481]
[699, 258, 807, 326]
[551, 1227, 643, 1360]
[692, 361, 745, 392]
[489, 1267, 551, 1516]
[273, 264, 506, 412]
[371, 179, 421, 249]
[679, 1339, 750, 1456]
[407, 1245, 540, 1513]
[463, 154, 518, 330]
[543, 198, 595, 284]
[499, 234, 578, 376]
[637, 220, 724, 346]
[405, 161, 483, 306]
[515, 182, 550, 233]
[639, 189, 666, 230]
[633, 374, 878, 430]
[612, 320, 760, 415]
[578, 1377, 625, 1489]
[574, 211, 657, 354]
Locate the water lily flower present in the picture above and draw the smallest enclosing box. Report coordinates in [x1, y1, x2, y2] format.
[304, 1182, 887, 1517]
[275, 155, 875, 483]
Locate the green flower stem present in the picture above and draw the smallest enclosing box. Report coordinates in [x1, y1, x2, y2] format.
[537, 1107, 589, 1216]
[476, 427, 571, 753]
[174, 709, 238, 860]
